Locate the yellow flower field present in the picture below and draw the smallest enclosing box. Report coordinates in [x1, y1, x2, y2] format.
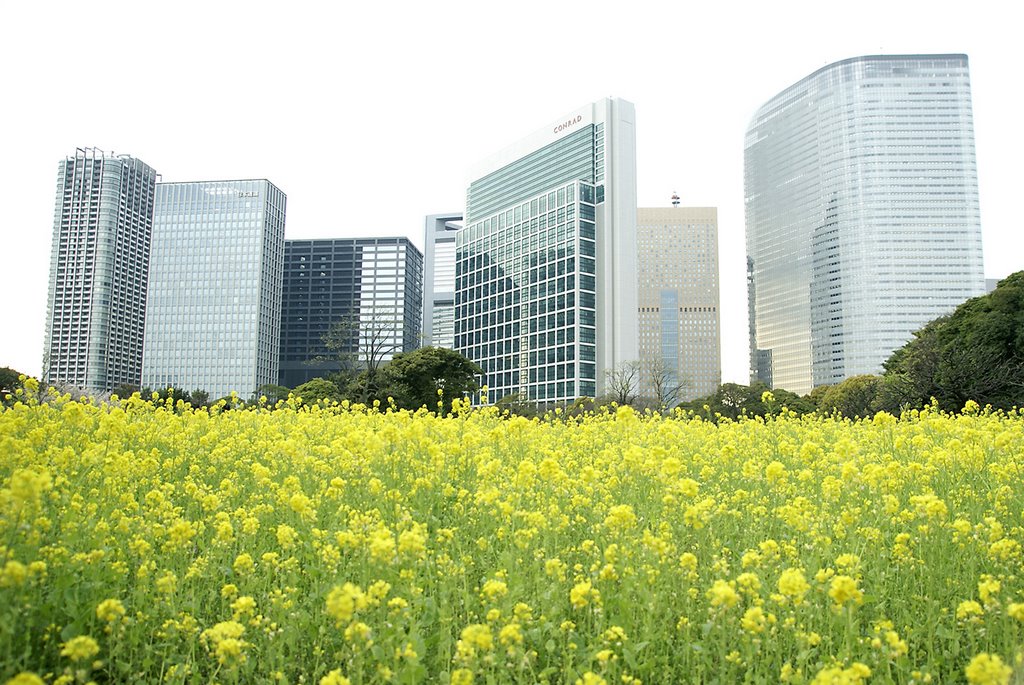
[1, 386, 1022, 684]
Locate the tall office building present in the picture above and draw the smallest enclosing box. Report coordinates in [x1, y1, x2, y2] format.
[457, 97, 638, 403]
[141, 180, 286, 398]
[43, 148, 157, 391]
[636, 207, 721, 402]
[422, 213, 462, 348]
[279, 237, 423, 388]
[745, 54, 986, 395]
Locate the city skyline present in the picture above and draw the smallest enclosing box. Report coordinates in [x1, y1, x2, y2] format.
[2, 1, 1019, 392]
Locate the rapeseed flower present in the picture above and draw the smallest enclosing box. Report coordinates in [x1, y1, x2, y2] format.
[60, 635, 99, 662]
[778, 568, 810, 604]
[571, 581, 601, 609]
[965, 653, 1012, 685]
[707, 580, 739, 609]
[232, 553, 255, 576]
[319, 668, 351, 685]
[3, 674, 45, 685]
[828, 575, 862, 608]
[810, 662, 870, 684]
[326, 583, 367, 624]
[95, 598, 126, 623]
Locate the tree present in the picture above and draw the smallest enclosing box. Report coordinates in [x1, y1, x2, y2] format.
[805, 384, 832, 411]
[770, 387, 817, 415]
[1, 367, 28, 395]
[816, 375, 883, 418]
[141, 386, 193, 405]
[678, 381, 813, 422]
[292, 378, 343, 405]
[493, 392, 541, 418]
[317, 309, 410, 403]
[884, 271, 1024, 411]
[254, 384, 291, 405]
[603, 361, 642, 406]
[190, 388, 210, 408]
[1, 367, 31, 405]
[378, 347, 482, 415]
[679, 382, 768, 421]
[642, 357, 690, 409]
[111, 382, 141, 399]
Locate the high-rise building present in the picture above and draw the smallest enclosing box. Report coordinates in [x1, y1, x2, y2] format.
[141, 180, 286, 398]
[279, 237, 423, 388]
[745, 54, 986, 395]
[422, 213, 462, 348]
[43, 148, 157, 391]
[636, 207, 721, 402]
[457, 97, 638, 403]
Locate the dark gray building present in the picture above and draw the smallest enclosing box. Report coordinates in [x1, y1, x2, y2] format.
[279, 237, 423, 388]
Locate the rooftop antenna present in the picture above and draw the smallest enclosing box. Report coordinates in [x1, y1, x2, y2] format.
[671, 191, 680, 208]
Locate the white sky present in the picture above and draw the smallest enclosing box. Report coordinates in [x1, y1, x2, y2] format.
[1, 0, 1019, 385]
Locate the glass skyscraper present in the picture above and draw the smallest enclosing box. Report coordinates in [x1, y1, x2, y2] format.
[279, 237, 423, 388]
[457, 97, 638, 403]
[43, 148, 157, 391]
[422, 213, 462, 348]
[745, 54, 986, 395]
[141, 180, 286, 398]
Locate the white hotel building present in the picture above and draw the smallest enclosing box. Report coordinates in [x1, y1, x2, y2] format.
[456, 97, 638, 403]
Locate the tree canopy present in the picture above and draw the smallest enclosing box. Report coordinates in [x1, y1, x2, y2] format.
[292, 378, 343, 405]
[883, 271, 1024, 411]
[378, 346, 482, 415]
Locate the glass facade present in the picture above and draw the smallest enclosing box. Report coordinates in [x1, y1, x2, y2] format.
[745, 54, 986, 395]
[279, 238, 423, 388]
[466, 126, 601, 223]
[44, 148, 157, 391]
[459, 98, 637, 404]
[141, 180, 286, 398]
[456, 181, 598, 403]
[636, 207, 721, 402]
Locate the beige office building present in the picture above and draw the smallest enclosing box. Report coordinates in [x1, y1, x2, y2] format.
[636, 207, 721, 403]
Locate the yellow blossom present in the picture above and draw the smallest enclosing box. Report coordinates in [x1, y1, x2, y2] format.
[828, 575, 863, 608]
[778, 568, 810, 603]
[571, 581, 601, 609]
[4, 674, 46, 685]
[965, 653, 1012, 685]
[232, 553, 255, 576]
[319, 668, 351, 685]
[96, 598, 126, 622]
[326, 583, 367, 624]
[741, 606, 767, 633]
[60, 635, 100, 662]
[707, 579, 739, 609]
[450, 669, 474, 685]
[481, 578, 508, 601]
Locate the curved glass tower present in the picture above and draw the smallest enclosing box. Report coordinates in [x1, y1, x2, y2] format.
[745, 54, 986, 395]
